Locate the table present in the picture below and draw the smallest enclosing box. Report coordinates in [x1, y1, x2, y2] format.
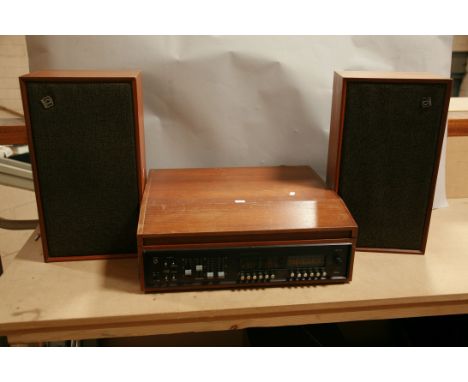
[1, 198, 468, 345]
[0, 118, 27, 145]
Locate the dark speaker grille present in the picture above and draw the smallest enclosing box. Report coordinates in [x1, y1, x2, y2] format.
[27, 81, 139, 258]
[339, 81, 448, 250]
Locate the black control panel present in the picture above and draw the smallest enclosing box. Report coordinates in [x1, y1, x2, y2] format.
[143, 243, 353, 292]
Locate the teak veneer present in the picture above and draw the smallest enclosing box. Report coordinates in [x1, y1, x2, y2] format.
[137, 166, 358, 292]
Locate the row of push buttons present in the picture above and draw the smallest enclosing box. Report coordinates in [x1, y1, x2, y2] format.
[239, 273, 275, 282]
[288, 269, 327, 281]
[184, 268, 225, 279]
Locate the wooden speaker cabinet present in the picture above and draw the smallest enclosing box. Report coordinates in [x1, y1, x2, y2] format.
[327, 71, 451, 254]
[20, 71, 146, 262]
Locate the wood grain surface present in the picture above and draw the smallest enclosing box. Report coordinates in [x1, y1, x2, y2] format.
[448, 111, 468, 136]
[0, 118, 27, 145]
[446, 136, 468, 198]
[138, 166, 357, 238]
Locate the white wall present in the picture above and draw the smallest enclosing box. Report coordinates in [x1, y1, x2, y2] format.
[26, 36, 453, 205]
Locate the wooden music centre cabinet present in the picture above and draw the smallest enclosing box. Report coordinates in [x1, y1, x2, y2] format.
[137, 166, 357, 293]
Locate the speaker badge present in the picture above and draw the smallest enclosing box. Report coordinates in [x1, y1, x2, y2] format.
[40, 96, 54, 109]
[421, 97, 432, 109]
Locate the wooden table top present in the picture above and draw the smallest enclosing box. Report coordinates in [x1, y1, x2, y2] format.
[1, 198, 468, 344]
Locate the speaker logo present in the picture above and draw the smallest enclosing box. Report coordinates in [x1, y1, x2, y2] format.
[421, 97, 432, 109]
[40, 96, 54, 109]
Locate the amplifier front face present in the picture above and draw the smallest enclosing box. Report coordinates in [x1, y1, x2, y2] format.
[142, 243, 353, 292]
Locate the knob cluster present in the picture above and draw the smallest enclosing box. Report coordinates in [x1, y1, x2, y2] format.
[239, 272, 275, 283]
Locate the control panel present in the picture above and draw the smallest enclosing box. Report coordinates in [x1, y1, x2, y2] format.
[142, 243, 353, 292]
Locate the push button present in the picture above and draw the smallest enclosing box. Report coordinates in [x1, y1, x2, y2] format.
[217, 271, 225, 279]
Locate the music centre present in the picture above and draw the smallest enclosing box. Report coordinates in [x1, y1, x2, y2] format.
[137, 166, 357, 292]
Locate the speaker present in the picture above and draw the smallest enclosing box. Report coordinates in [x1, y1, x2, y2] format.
[20, 71, 146, 261]
[327, 71, 451, 254]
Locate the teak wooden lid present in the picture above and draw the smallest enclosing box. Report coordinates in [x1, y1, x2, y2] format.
[138, 166, 357, 239]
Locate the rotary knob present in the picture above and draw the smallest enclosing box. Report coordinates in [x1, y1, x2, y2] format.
[297, 272, 302, 279]
[322, 271, 327, 277]
[334, 255, 343, 264]
[252, 274, 257, 281]
[246, 274, 251, 281]
[303, 272, 308, 278]
[264, 274, 270, 280]
[240, 274, 245, 281]
[270, 273, 276, 280]
[258, 274, 264, 280]
[290, 272, 295, 278]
